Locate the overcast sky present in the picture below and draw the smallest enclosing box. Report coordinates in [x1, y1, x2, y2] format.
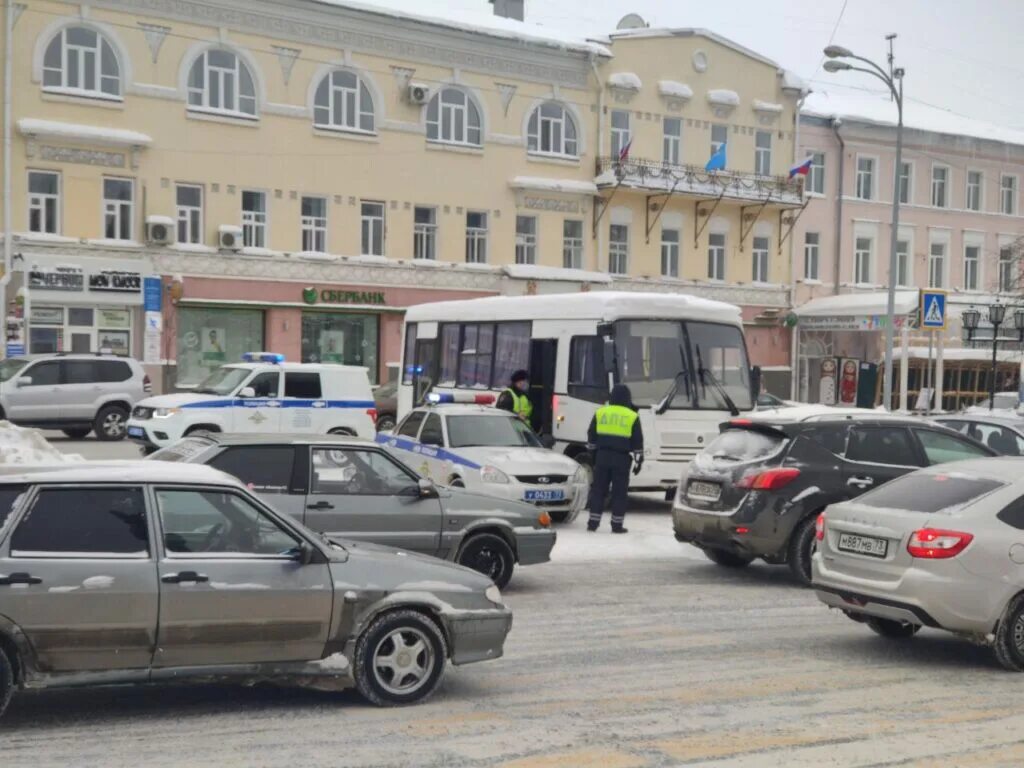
[435, 0, 1024, 131]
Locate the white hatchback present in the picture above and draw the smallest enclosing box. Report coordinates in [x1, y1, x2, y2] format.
[127, 353, 376, 450]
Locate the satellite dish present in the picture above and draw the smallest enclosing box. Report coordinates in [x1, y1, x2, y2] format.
[616, 13, 648, 30]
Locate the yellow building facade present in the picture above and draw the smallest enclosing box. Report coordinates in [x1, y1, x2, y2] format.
[1, 1, 804, 389]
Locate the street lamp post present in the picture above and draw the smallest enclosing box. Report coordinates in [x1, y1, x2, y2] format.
[962, 304, 1024, 411]
[824, 43, 905, 411]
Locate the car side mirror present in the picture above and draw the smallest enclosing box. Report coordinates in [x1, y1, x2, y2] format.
[539, 433, 556, 449]
[417, 478, 439, 499]
[291, 542, 316, 565]
[15, 376, 32, 388]
[750, 365, 762, 401]
[238, 386, 256, 398]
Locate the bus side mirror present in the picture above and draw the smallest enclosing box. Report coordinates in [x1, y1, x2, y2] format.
[602, 338, 616, 374]
[750, 365, 762, 400]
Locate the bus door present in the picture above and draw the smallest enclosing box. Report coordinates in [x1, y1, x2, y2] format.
[529, 338, 558, 437]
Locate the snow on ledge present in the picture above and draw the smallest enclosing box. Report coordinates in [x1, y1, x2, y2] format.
[168, 242, 217, 254]
[240, 247, 282, 258]
[510, 176, 598, 195]
[502, 264, 612, 284]
[293, 251, 338, 262]
[17, 118, 153, 147]
[707, 89, 740, 107]
[146, 215, 174, 226]
[608, 72, 642, 91]
[349, 254, 390, 265]
[752, 99, 783, 113]
[13, 232, 80, 245]
[658, 80, 693, 100]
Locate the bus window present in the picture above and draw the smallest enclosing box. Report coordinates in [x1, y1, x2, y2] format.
[492, 322, 531, 387]
[402, 323, 418, 385]
[688, 321, 753, 411]
[459, 323, 495, 389]
[614, 320, 688, 407]
[438, 324, 460, 387]
[568, 336, 607, 403]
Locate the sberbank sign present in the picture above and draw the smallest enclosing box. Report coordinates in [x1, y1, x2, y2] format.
[303, 287, 386, 306]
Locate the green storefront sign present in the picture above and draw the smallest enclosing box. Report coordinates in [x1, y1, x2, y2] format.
[303, 287, 386, 306]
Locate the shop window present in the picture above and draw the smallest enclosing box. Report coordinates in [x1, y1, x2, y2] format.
[175, 307, 264, 388]
[285, 372, 322, 399]
[300, 313, 379, 382]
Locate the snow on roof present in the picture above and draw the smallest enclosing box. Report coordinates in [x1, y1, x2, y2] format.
[17, 118, 152, 147]
[311, 0, 609, 57]
[781, 70, 810, 94]
[605, 27, 779, 70]
[502, 264, 612, 284]
[509, 176, 598, 195]
[903, 346, 1021, 362]
[804, 89, 1024, 149]
[658, 80, 693, 100]
[608, 72, 642, 91]
[795, 289, 920, 318]
[146, 215, 174, 226]
[707, 89, 740, 107]
[752, 99, 783, 114]
[0, 460, 235, 485]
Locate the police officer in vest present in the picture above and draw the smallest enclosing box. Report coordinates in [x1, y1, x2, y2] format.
[496, 369, 533, 425]
[586, 384, 644, 533]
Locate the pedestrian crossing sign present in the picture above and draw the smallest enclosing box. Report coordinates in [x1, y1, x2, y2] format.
[920, 290, 948, 330]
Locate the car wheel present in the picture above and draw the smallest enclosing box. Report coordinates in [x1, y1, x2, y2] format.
[61, 428, 91, 440]
[866, 617, 920, 639]
[703, 547, 753, 568]
[94, 405, 129, 441]
[376, 415, 396, 433]
[549, 511, 570, 524]
[354, 609, 447, 706]
[458, 533, 515, 589]
[0, 648, 14, 721]
[994, 593, 1024, 671]
[787, 514, 819, 586]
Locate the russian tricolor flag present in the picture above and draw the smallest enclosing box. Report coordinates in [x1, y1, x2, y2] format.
[789, 156, 813, 179]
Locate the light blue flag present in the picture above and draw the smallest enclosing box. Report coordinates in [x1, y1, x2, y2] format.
[706, 143, 727, 172]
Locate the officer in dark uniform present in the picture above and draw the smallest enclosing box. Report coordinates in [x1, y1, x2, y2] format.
[586, 384, 644, 533]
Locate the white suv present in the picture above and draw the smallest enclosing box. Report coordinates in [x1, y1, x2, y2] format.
[127, 353, 376, 451]
[0, 354, 150, 440]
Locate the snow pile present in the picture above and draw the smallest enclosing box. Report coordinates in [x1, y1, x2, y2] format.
[752, 99, 783, 113]
[0, 422, 82, 466]
[608, 72, 642, 91]
[17, 118, 153, 147]
[658, 80, 693, 100]
[707, 89, 740, 107]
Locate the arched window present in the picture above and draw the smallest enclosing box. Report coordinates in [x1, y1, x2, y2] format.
[42, 26, 121, 98]
[187, 49, 257, 117]
[313, 70, 374, 132]
[527, 102, 578, 157]
[426, 88, 481, 146]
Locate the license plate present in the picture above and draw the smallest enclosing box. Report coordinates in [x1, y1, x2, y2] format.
[687, 480, 721, 501]
[127, 426, 145, 438]
[525, 489, 565, 502]
[837, 532, 888, 558]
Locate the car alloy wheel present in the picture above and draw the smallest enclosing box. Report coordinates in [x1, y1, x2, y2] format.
[372, 627, 435, 697]
[354, 609, 448, 706]
[94, 405, 130, 441]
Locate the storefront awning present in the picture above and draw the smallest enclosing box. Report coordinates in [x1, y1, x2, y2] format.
[795, 289, 919, 331]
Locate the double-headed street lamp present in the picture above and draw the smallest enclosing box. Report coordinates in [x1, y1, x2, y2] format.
[962, 303, 1024, 410]
[823, 43, 905, 411]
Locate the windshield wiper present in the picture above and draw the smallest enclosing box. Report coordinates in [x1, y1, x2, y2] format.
[695, 345, 740, 417]
[654, 369, 690, 415]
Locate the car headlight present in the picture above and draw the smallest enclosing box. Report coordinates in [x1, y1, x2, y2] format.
[485, 585, 503, 605]
[573, 465, 589, 483]
[153, 408, 181, 418]
[480, 465, 509, 484]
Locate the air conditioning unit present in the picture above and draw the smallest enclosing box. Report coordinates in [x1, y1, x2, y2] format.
[218, 224, 243, 251]
[145, 215, 175, 245]
[407, 83, 431, 105]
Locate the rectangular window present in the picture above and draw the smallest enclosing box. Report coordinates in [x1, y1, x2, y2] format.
[710, 124, 728, 160]
[1002, 175, 1018, 215]
[176, 184, 203, 244]
[752, 236, 769, 283]
[401, 323, 417, 385]
[964, 244, 980, 291]
[804, 232, 820, 280]
[563, 219, 583, 269]
[438, 324, 461, 387]
[610, 110, 631, 158]
[856, 157, 875, 200]
[754, 130, 772, 176]
[492, 322, 531, 388]
[458, 323, 495, 389]
[929, 241, 946, 288]
[966, 170, 983, 211]
[11, 487, 147, 556]
[661, 227, 679, 277]
[209, 447, 295, 494]
[174, 306, 264, 388]
[708, 232, 726, 280]
[1000, 247, 1014, 292]
[568, 335, 607, 403]
[931, 165, 949, 208]
[808, 152, 825, 195]
[241, 190, 266, 248]
[28, 170, 60, 234]
[465, 211, 488, 264]
[854, 236, 873, 284]
[284, 372, 322, 399]
[896, 239, 910, 287]
[413, 206, 436, 260]
[360, 201, 385, 256]
[515, 215, 537, 265]
[663, 118, 681, 165]
[102, 177, 133, 241]
[301, 196, 327, 253]
[609, 224, 629, 275]
[898, 161, 912, 205]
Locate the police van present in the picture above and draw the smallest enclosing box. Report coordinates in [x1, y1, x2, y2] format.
[126, 353, 376, 451]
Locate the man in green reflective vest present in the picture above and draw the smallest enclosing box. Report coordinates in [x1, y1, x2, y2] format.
[496, 369, 533, 424]
[586, 384, 644, 533]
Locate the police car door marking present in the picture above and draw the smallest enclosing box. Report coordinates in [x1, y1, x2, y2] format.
[375, 433, 481, 470]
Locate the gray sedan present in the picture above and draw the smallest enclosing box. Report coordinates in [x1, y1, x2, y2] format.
[149, 433, 556, 588]
[0, 462, 512, 720]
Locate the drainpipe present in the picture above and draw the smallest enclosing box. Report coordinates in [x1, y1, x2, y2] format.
[590, 55, 604, 275]
[831, 118, 845, 296]
[790, 94, 807, 400]
[2, 0, 14, 333]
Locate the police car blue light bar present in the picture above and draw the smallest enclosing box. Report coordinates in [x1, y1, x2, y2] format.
[242, 352, 286, 364]
[427, 392, 496, 405]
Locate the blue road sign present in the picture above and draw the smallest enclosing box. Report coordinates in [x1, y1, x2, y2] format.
[920, 290, 947, 331]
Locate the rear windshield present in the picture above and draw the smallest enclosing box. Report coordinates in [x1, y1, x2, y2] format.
[856, 472, 1004, 514]
[704, 428, 785, 464]
[150, 438, 213, 463]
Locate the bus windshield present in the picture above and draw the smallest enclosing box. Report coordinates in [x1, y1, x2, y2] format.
[614, 320, 752, 411]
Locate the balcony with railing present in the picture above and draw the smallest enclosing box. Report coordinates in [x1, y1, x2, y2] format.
[596, 156, 804, 207]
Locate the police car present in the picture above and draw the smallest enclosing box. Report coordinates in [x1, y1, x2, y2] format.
[126, 352, 376, 451]
[379, 393, 589, 523]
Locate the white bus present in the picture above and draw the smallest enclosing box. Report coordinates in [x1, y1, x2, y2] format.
[399, 292, 758, 494]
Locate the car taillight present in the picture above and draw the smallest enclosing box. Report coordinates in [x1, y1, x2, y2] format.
[907, 528, 974, 559]
[143, 374, 152, 393]
[815, 511, 826, 541]
[366, 408, 378, 425]
[736, 467, 800, 491]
